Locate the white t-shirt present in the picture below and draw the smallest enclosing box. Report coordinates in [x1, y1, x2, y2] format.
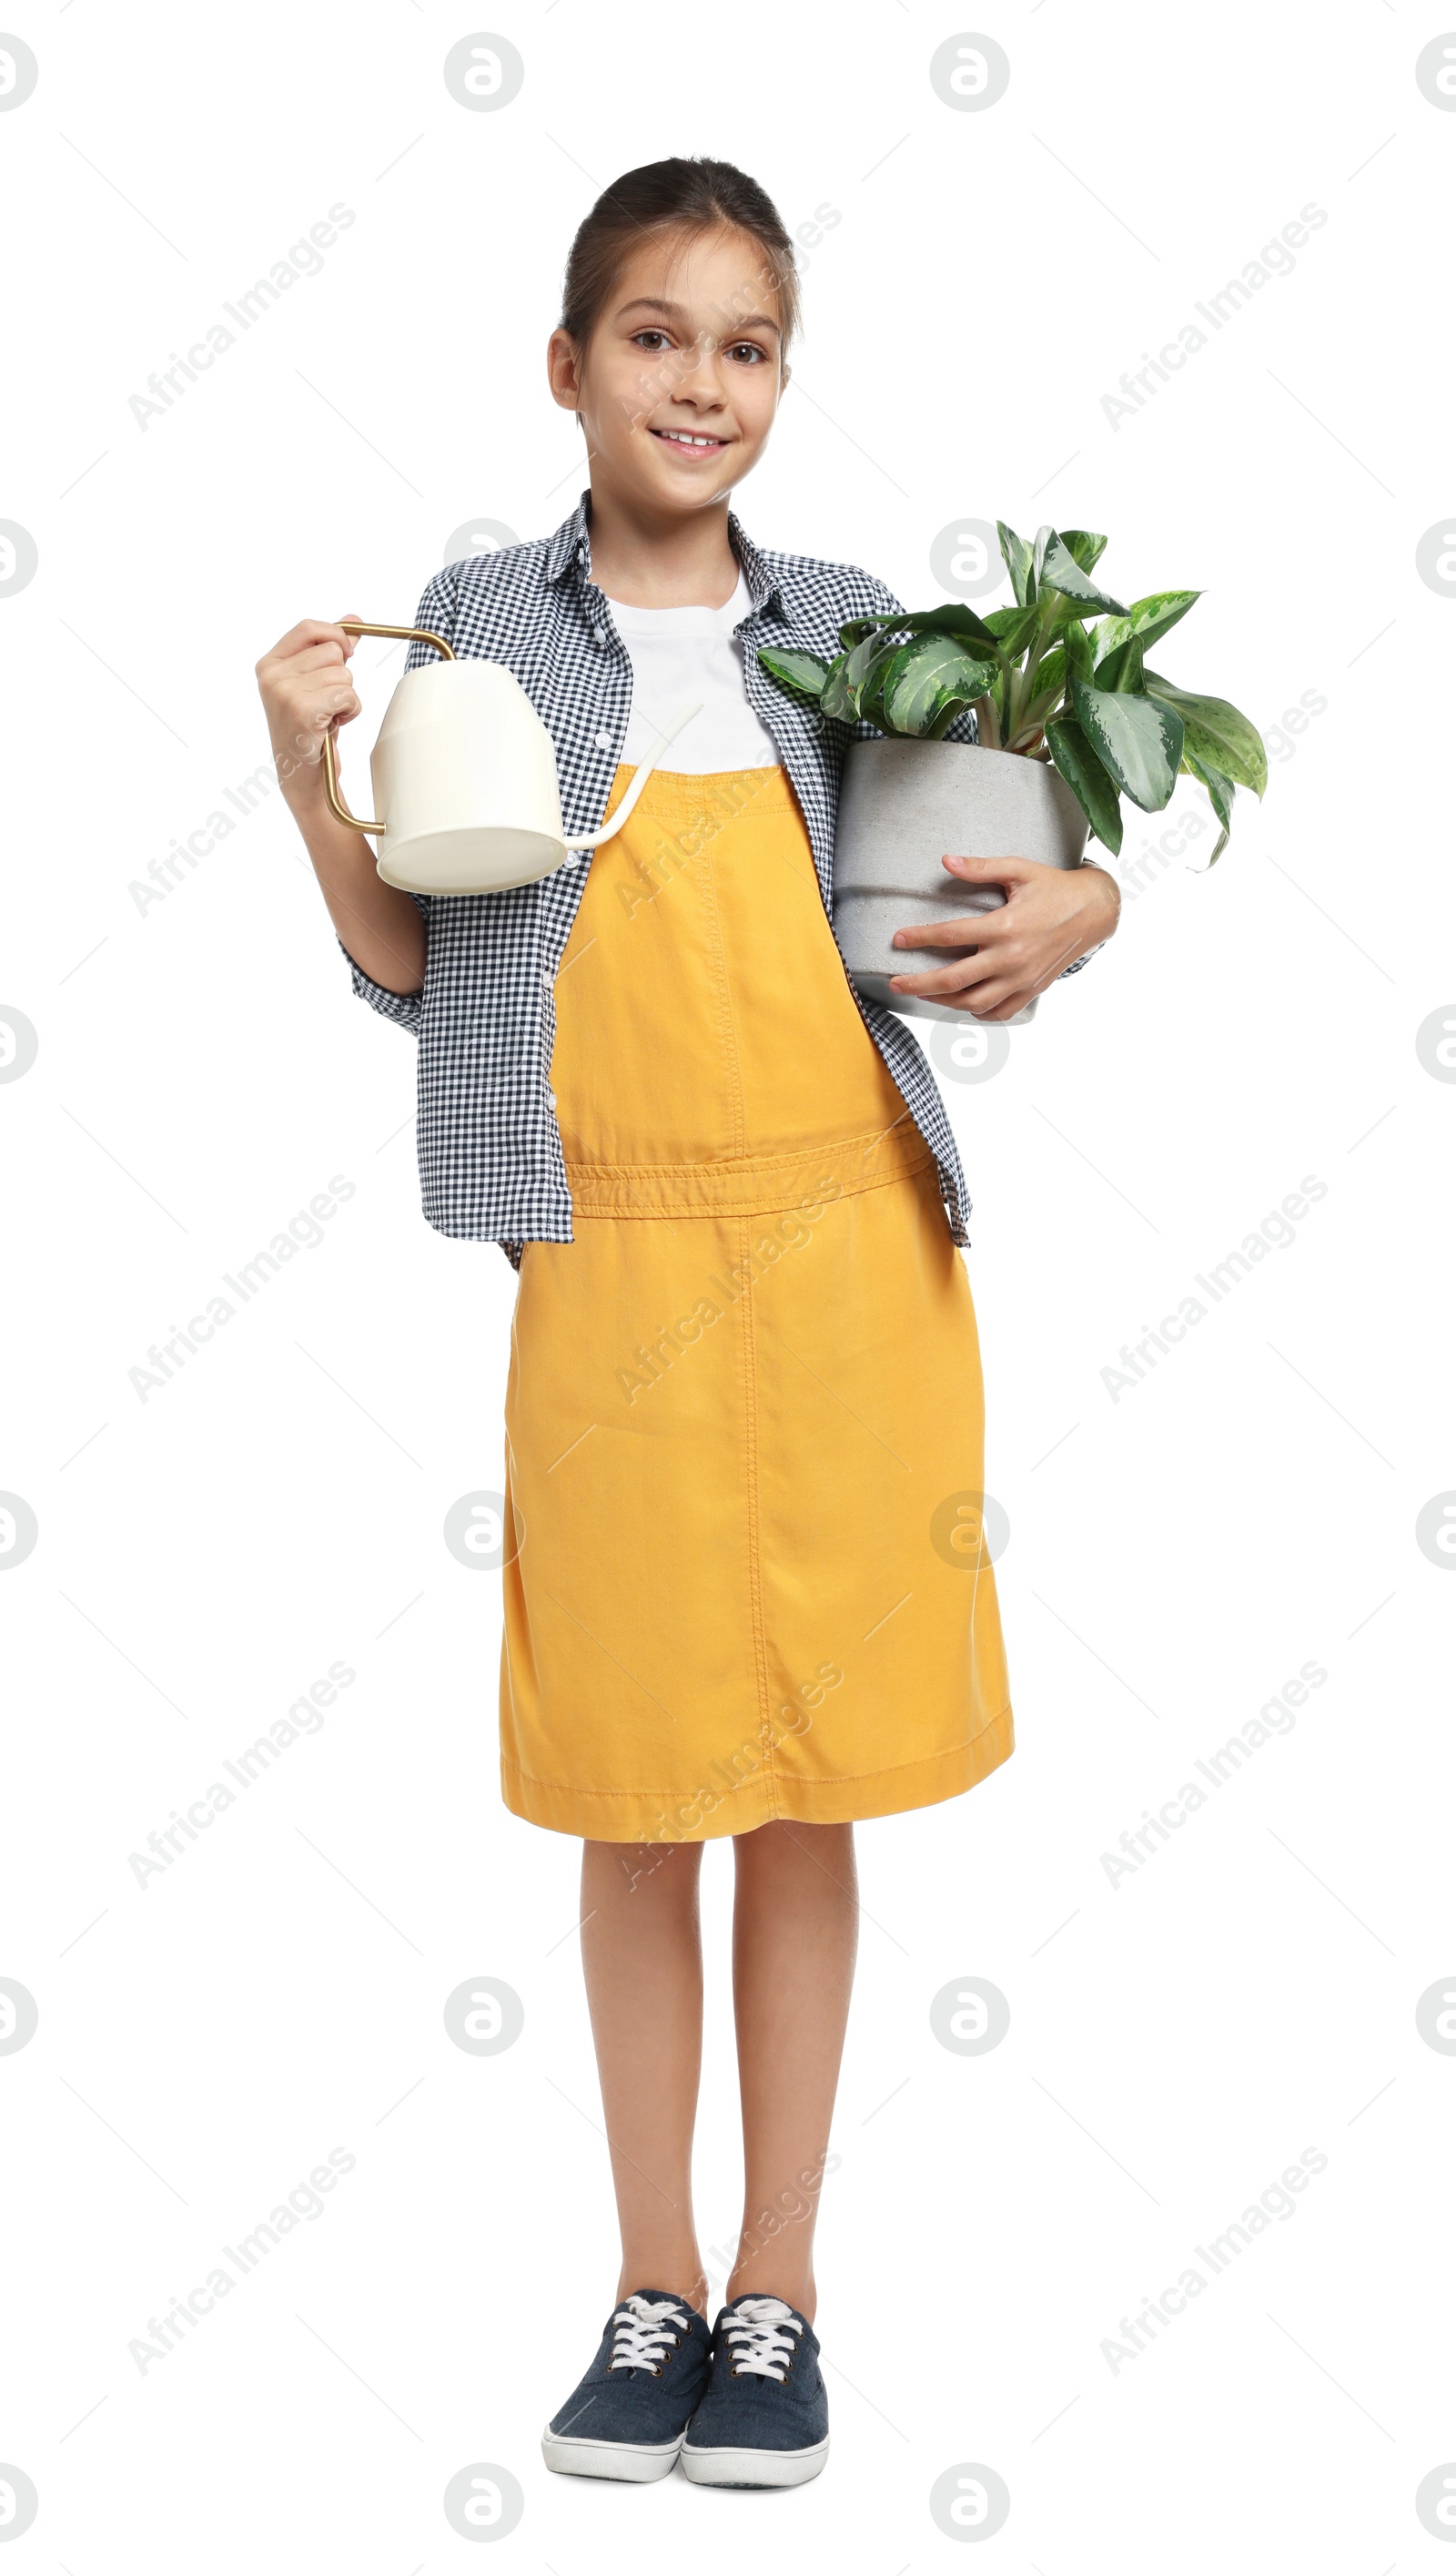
[606, 572, 781, 773]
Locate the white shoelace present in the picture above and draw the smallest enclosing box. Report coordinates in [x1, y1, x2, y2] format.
[722, 2295, 804, 2382]
[608, 2293, 690, 2373]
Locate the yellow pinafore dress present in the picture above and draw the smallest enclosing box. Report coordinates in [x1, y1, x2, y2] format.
[500, 761, 1013, 1842]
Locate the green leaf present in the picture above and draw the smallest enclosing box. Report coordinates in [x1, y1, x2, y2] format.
[1069, 677, 1183, 810]
[1143, 670, 1268, 795]
[844, 633, 902, 720]
[1057, 529, 1109, 574]
[841, 633, 886, 690]
[839, 603, 1004, 651]
[1181, 747, 1236, 865]
[1095, 634, 1145, 694]
[997, 520, 1036, 608]
[1037, 532, 1127, 617]
[891, 604, 1003, 649]
[820, 652, 859, 722]
[880, 634, 999, 737]
[981, 603, 1041, 654]
[1094, 591, 1200, 665]
[857, 674, 891, 733]
[1046, 717, 1124, 856]
[1060, 620, 1096, 681]
[756, 646, 830, 703]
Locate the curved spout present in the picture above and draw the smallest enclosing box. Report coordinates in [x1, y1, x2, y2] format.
[562, 703, 703, 850]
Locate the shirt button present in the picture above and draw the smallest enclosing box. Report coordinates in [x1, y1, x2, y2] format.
[594, 731, 612, 751]
[547, 1088, 558, 1111]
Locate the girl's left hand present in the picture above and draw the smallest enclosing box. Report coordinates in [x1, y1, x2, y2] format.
[888, 852, 1121, 1021]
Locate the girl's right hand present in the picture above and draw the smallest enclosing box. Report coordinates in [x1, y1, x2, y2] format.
[255, 618, 361, 812]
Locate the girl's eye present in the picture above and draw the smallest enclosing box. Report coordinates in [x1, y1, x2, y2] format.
[728, 342, 767, 364]
[632, 330, 672, 351]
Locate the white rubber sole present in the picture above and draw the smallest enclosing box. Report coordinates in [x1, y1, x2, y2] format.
[680, 2434, 830, 2489]
[541, 2424, 683, 2482]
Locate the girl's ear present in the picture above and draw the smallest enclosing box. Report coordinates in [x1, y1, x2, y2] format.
[546, 325, 583, 413]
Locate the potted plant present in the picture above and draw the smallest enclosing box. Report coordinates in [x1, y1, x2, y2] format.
[758, 522, 1267, 1023]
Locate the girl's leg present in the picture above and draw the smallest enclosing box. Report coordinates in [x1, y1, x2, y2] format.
[580, 1838, 709, 2317]
[727, 1820, 859, 2323]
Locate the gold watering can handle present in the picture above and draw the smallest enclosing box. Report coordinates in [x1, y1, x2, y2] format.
[321, 618, 456, 836]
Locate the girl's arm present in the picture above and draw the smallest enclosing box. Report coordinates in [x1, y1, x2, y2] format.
[256, 618, 427, 996]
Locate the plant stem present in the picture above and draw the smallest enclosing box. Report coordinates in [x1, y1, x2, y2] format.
[972, 692, 1001, 750]
[1009, 592, 1057, 743]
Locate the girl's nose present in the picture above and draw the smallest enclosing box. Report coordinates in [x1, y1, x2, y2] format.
[672, 339, 728, 401]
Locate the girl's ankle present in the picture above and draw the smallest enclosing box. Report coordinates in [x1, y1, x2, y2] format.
[723, 2271, 815, 2323]
[615, 2267, 709, 2320]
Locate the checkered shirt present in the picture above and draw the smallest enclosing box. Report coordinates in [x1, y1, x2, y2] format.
[342, 491, 1095, 1267]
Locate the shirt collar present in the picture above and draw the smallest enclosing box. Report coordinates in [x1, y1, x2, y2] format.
[543, 492, 592, 586]
[544, 489, 782, 616]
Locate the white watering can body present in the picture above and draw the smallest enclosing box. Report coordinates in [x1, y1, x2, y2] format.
[322, 618, 700, 897]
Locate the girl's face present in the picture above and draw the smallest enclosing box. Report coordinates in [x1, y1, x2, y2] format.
[548, 224, 789, 516]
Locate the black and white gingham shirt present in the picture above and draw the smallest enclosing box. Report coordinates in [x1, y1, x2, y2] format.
[343, 491, 1094, 1267]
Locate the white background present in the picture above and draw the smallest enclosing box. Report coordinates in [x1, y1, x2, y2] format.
[3, 1, 1453, 2566]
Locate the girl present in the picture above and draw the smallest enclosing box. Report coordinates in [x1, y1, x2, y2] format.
[256, 156, 1118, 2493]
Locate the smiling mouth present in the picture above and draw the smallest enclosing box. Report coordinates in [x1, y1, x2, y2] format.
[651, 427, 730, 453]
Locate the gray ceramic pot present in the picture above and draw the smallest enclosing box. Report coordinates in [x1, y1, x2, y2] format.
[833, 738, 1089, 1026]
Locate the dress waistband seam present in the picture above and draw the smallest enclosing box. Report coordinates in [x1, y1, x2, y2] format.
[561, 1129, 938, 1218]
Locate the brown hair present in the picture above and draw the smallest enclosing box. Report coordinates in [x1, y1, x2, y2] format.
[559, 156, 801, 360]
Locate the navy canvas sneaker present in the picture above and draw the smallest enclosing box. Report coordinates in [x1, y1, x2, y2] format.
[541, 2289, 711, 2481]
[681, 2293, 830, 2487]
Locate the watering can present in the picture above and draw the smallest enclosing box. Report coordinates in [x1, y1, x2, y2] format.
[321, 619, 702, 895]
